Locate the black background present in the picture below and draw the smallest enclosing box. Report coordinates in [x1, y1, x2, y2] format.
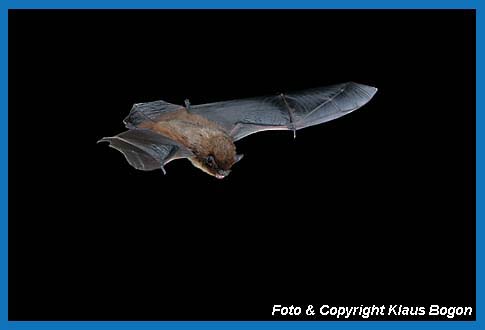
[9, 10, 475, 320]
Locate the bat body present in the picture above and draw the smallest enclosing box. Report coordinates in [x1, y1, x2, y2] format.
[137, 108, 237, 178]
[99, 82, 377, 178]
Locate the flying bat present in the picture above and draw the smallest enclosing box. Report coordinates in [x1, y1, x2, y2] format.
[99, 82, 377, 179]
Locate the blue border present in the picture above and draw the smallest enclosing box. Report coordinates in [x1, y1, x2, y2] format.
[1, 0, 480, 329]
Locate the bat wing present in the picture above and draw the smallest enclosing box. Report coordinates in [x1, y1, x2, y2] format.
[123, 99, 183, 128]
[98, 129, 193, 172]
[189, 82, 377, 141]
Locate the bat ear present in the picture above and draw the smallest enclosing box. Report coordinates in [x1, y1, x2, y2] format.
[234, 154, 244, 164]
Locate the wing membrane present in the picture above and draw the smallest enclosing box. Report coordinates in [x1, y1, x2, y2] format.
[190, 82, 377, 141]
[98, 129, 193, 172]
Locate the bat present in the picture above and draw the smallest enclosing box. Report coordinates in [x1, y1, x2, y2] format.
[99, 82, 377, 179]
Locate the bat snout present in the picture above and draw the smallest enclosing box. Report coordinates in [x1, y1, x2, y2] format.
[215, 169, 231, 179]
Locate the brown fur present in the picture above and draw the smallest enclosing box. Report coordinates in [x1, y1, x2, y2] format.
[139, 108, 237, 171]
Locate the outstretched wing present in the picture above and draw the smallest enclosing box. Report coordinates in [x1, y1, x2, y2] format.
[190, 82, 377, 141]
[121, 82, 377, 142]
[98, 129, 193, 172]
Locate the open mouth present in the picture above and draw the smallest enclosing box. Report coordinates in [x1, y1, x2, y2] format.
[215, 174, 225, 179]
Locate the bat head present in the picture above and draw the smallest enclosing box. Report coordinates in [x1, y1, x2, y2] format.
[190, 153, 244, 179]
[188, 134, 244, 179]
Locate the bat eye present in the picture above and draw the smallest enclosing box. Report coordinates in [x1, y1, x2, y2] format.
[206, 155, 215, 168]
